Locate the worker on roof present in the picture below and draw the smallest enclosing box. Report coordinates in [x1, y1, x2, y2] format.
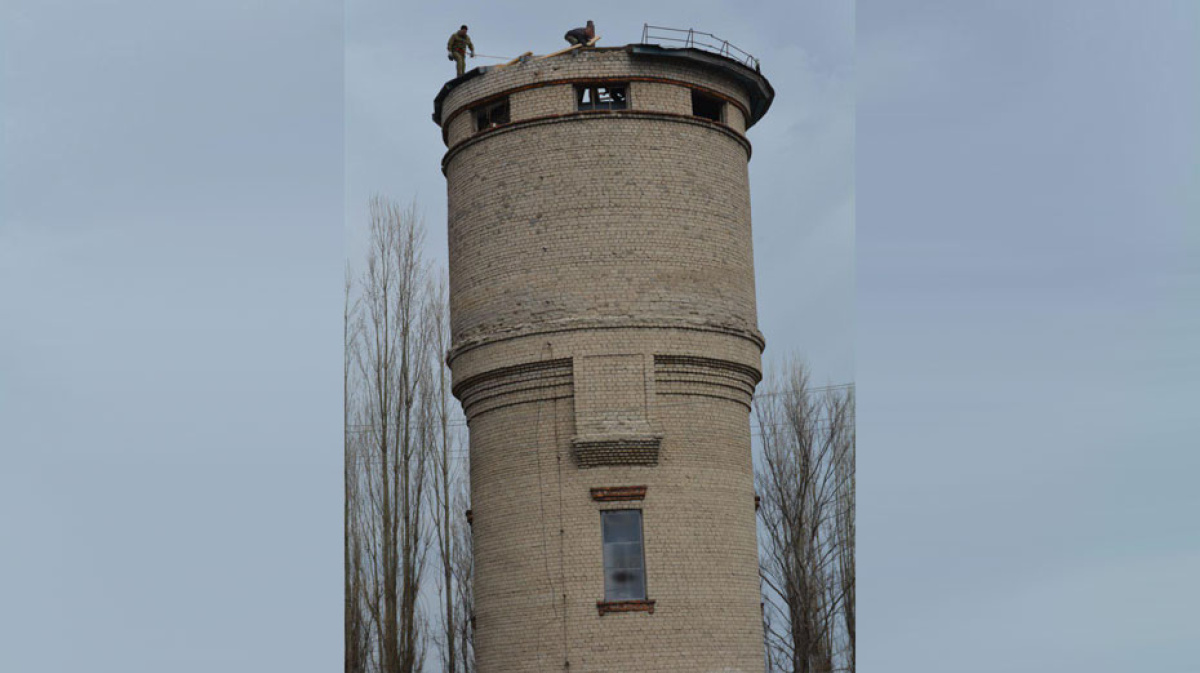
[564, 20, 596, 47]
[447, 25, 475, 77]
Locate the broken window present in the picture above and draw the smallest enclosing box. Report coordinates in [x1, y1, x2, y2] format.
[577, 84, 628, 111]
[691, 90, 725, 122]
[601, 509, 646, 601]
[473, 98, 510, 131]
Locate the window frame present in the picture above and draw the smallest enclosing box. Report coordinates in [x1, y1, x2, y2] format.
[600, 508, 648, 602]
[576, 83, 629, 111]
[473, 98, 510, 131]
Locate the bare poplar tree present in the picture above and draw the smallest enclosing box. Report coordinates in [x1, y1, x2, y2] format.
[346, 269, 370, 673]
[423, 274, 474, 673]
[450, 472, 475, 673]
[424, 276, 463, 673]
[756, 361, 855, 673]
[347, 197, 434, 673]
[832, 397, 855, 672]
[346, 196, 471, 673]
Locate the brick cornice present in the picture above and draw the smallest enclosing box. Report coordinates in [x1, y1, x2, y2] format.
[448, 320, 766, 366]
[654, 354, 763, 410]
[573, 435, 662, 468]
[452, 357, 573, 420]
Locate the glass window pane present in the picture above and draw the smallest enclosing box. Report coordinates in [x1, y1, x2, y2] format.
[602, 510, 645, 601]
[602, 510, 641, 543]
[605, 567, 645, 601]
[625, 568, 645, 598]
[603, 541, 642, 569]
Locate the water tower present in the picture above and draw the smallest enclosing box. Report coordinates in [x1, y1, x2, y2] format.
[434, 32, 774, 672]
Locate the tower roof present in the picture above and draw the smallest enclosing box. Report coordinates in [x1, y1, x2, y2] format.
[432, 44, 774, 129]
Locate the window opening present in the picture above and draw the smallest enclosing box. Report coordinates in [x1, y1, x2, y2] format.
[577, 84, 628, 111]
[601, 509, 646, 601]
[691, 90, 725, 122]
[473, 98, 510, 131]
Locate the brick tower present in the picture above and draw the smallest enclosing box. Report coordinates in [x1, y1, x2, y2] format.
[434, 41, 774, 672]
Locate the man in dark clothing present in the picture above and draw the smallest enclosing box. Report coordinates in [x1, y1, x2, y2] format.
[447, 25, 475, 77]
[564, 20, 596, 46]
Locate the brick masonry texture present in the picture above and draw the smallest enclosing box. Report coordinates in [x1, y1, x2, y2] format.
[446, 120, 757, 351]
[441, 48, 753, 135]
[439, 46, 770, 673]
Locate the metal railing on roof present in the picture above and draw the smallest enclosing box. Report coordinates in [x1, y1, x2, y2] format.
[640, 24, 760, 70]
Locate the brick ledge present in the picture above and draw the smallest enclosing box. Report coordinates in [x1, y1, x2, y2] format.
[597, 599, 656, 616]
[572, 434, 662, 468]
[590, 485, 648, 502]
[448, 320, 765, 365]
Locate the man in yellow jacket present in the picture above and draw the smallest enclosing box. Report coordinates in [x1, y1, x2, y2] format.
[447, 25, 475, 77]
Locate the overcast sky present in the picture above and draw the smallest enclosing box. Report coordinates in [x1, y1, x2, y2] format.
[2, 1, 345, 670]
[860, 2, 1199, 670]
[2, 1, 1197, 672]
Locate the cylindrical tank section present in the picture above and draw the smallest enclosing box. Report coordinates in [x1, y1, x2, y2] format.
[437, 46, 774, 673]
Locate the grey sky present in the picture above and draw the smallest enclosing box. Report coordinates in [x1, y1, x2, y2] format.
[859, 2, 1199, 670]
[2, 1, 1196, 672]
[2, 1, 345, 670]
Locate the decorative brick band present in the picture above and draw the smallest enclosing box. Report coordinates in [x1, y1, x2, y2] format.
[453, 358, 573, 420]
[654, 354, 762, 409]
[597, 599, 656, 616]
[572, 435, 662, 468]
[590, 486, 648, 502]
[439, 75, 752, 142]
[442, 110, 752, 174]
[448, 320, 766, 365]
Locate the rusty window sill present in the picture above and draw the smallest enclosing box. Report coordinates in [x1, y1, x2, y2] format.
[597, 599, 655, 616]
[590, 486, 647, 502]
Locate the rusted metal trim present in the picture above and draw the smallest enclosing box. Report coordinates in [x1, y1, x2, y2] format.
[440, 75, 751, 142]
[597, 599, 656, 616]
[590, 486, 648, 502]
[442, 110, 752, 174]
